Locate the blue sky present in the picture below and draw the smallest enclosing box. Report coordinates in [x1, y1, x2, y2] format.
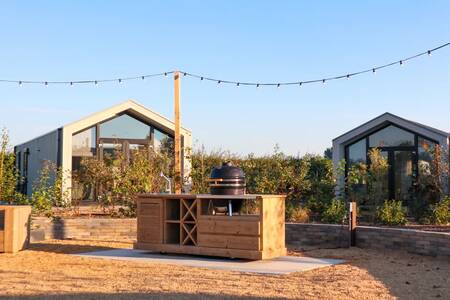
[1, 1, 449, 155]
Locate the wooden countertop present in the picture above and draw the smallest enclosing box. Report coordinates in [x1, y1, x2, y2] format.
[137, 193, 286, 200]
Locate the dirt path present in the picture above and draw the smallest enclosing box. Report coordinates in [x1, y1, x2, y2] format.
[0, 240, 448, 299]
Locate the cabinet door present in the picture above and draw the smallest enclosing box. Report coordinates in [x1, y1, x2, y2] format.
[137, 200, 163, 244]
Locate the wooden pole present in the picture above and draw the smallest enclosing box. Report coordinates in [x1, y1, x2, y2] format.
[349, 202, 357, 247]
[174, 71, 182, 193]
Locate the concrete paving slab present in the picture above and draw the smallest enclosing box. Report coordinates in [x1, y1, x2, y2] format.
[74, 249, 344, 275]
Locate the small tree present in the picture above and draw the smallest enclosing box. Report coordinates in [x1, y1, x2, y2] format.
[0, 128, 27, 204]
[75, 145, 172, 217]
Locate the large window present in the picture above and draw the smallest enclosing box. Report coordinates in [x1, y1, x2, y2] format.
[344, 122, 441, 202]
[418, 136, 436, 177]
[71, 113, 176, 201]
[347, 138, 366, 168]
[369, 125, 414, 147]
[100, 113, 151, 140]
[72, 126, 97, 200]
[72, 126, 96, 171]
[154, 128, 174, 155]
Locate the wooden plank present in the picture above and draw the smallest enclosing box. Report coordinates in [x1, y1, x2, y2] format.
[198, 233, 260, 251]
[135, 242, 263, 260]
[261, 196, 285, 253]
[197, 219, 260, 236]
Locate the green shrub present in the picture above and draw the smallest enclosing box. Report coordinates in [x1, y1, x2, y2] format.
[286, 203, 310, 223]
[428, 197, 450, 225]
[376, 200, 407, 225]
[321, 198, 347, 224]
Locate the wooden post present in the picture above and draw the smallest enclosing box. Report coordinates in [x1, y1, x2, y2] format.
[174, 71, 182, 194]
[349, 202, 357, 247]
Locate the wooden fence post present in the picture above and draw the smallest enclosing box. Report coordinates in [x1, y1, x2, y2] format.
[349, 202, 357, 247]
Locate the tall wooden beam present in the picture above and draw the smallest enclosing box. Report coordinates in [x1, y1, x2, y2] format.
[174, 71, 182, 193]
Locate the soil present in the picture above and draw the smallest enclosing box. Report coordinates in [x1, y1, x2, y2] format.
[0, 240, 448, 299]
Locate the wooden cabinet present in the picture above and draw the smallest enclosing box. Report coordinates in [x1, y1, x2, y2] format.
[135, 194, 286, 260]
[0, 205, 31, 254]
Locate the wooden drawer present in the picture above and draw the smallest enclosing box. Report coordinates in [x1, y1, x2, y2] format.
[198, 219, 260, 236]
[198, 233, 260, 251]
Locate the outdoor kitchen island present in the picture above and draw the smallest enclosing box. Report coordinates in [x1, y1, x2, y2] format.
[134, 193, 286, 260]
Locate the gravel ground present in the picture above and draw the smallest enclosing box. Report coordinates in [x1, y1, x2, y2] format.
[0, 239, 448, 299]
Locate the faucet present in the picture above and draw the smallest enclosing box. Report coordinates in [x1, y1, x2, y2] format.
[160, 172, 172, 194]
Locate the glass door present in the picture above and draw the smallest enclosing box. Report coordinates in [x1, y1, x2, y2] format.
[393, 151, 414, 202]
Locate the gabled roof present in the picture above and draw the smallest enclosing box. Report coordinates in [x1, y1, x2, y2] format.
[63, 99, 191, 136]
[333, 112, 449, 145]
[15, 99, 191, 147]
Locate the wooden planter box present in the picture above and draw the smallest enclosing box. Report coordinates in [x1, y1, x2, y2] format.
[0, 205, 31, 253]
[135, 194, 286, 260]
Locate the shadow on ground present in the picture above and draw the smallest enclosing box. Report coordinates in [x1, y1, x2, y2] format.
[289, 246, 450, 300]
[28, 241, 129, 254]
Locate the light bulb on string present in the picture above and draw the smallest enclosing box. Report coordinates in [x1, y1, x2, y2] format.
[236, 82, 240, 87]
[94, 80, 98, 86]
[18, 81, 22, 87]
[217, 80, 221, 85]
[322, 79, 326, 84]
[399, 60, 403, 66]
[200, 77, 204, 81]
[256, 84, 260, 88]
[427, 50, 431, 56]
[164, 73, 167, 77]
[299, 82, 302, 87]
[346, 74, 350, 79]
[118, 79, 122, 84]
[44, 81, 48, 87]
[70, 82, 73, 87]
[141, 76, 145, 80]
[277, 83, 280, 88]
[372, 68, 376, 74]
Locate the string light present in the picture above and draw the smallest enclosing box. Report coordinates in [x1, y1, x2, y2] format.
[0, 42, 448, 88]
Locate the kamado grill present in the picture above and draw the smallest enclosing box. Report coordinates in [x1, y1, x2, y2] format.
[206, 162, 246, 215]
